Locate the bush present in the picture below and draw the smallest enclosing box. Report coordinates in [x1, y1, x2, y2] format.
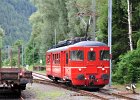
[113, 49, 140, 84]
[3, 57, 17, 66]
[137, 39, 140, 49]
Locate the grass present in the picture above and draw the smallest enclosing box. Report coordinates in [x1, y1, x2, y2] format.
[27, 65, 46, 75]
[136, 83, 140, 91]
[28, 65, 33, 71]
[34, 70, 46, 75]
[34, 88, 64, 100]
[112, 82, 140, 92]
[112, 83, 126, 90]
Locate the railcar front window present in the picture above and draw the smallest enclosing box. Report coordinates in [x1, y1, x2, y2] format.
[88, 51, 95, 61]
[100, 50, 109, 60]
[70, 50, 84, 61]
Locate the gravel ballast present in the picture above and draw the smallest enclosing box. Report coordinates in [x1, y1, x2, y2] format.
[21, 83, 96, 100]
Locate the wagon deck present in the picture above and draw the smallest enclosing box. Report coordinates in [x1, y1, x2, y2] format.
[0, 67, 32, 93]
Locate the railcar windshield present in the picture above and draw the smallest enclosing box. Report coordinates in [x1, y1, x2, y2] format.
[100, 50, 109, 60]
[70, 50, 84, 61]
[88, 51, 96, 61]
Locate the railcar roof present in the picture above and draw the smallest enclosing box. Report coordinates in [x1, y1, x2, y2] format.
[47, 46, 68, 53]
[47, 41, 107, 53]
[72, 41, 107, 46]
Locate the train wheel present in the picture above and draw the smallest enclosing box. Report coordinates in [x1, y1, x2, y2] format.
[11, 84, 21, 96]
[65, 80, 72, 86]
[17, 88, 21, 96]
[20, 84, 26, 90]
[48, 75, 53, 80]
[53, 77, 59, 83]
[94, 88, 100, 91]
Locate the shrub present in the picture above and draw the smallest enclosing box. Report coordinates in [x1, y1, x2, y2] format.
[113, 49, 140, 84]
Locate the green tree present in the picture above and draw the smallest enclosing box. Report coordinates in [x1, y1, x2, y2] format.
[66, 0, 84, 38]
[29, 0, 140, 83]
[0, 27, 4, 37]
[0, 0, 36, 46]
[137, 39, 140, 49]
[27, 0, 69, 64]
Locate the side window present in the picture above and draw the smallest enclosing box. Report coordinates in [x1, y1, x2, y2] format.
[47, 55, 50, 64]
[56, 53, 60, 64]
[53, 54, 55, 64]
[88, 51, 95, 61]
[66, 53, 68, 64]
[55, 54, 56, 64]
[58, 54, 60, 64]
[56, 54, 58, 64]
[70, 50, 84, 61]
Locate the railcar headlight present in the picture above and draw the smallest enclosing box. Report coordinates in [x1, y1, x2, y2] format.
[19, 72, 23, 76]
[78, 68, 82, 71]
[101, 74, 109, 80]
[102, 68, 105, 71]
[77, 74, 85, 80]
[90, 48, 93, 51]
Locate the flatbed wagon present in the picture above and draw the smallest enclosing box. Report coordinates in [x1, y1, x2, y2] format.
[0, 67, 33, 94]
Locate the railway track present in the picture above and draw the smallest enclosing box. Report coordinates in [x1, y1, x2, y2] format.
[33, 72, 138, 100]
[20, 96, 24, 100]
[0, 87, 23, 99]
[99, 89, 138, 100]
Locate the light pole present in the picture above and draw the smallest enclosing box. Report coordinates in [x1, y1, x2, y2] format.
[55, 29, 56, 45]
[92, 0, 96, 41]
[108, 0, 112, 87]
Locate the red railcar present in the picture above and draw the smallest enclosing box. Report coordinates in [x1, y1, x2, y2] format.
[46, 40, 110, 88]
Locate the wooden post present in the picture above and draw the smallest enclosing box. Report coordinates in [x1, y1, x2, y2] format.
[0, 37, 2, 68]
[10, 48, 12, 68]
[0, 48, 1, 68]
[18, 46, 20, 68]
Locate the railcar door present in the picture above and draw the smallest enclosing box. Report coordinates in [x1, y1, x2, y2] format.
[62, 51, 71, 79]
[85, 47, 98, 74]
[61, 51, 65, 78]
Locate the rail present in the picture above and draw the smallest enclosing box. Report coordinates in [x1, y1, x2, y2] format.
[32, 72, 138, 100]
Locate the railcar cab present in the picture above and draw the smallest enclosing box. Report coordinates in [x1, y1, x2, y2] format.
[67, 41, 110, 86]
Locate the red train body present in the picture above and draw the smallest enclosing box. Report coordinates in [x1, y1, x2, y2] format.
[46, 41, 110, 88]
